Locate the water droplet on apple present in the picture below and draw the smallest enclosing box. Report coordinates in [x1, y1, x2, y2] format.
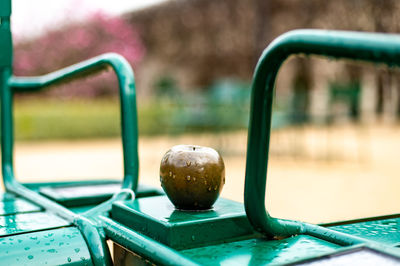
[186, 175, 191, 181]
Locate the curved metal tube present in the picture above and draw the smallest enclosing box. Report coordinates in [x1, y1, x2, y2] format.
[3, 180, 112, 266]
[1, 53, 140, 265]
[7, 53, 139, 191]
[100, 216, 200, 266]
[244, 29, 400, 238]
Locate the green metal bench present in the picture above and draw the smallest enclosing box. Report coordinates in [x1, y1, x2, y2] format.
[2, 0, 400, 264]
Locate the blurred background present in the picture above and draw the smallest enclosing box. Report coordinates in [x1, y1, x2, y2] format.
[8, 0, 400, 224]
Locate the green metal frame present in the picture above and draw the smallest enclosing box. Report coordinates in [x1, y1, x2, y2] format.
[245, 29, 400, 242]
[5, 54, 139, 191]
[3, 0, 400, 262]
[0, 1, 140, 264]
[0, 2, 200, 265]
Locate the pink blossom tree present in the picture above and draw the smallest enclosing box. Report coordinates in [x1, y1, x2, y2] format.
[14, 12, 145, 98]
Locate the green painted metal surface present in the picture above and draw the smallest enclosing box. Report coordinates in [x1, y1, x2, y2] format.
[0, 23, 12, 68]
[112, 195, 255, 249]
[330, 217, 400, 246]
[0, 212, 70, 237]
[0, 0, 11, 67]
[2, 8, 400, 264]
[0, 52, 140, 264]
[0, 197, 41, 215]
[37, 182, 162, 207]
[39, 183, 123, 207]
[5, 53, 139, 192]
[0, 0, 11, 17]
[182, 235, 340, 265]
[244, 29, 400, 241]
[296, 247, 400, 265]
[0, 7, 140, 262]
[0, 227, 92, 265]
[0, 192, 17, 202]
[101, 216, 199, 266]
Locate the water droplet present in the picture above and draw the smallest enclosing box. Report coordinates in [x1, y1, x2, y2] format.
[193, 177, 196, 181]
[30, 237, 37, 240]
[186, 175, 191, 181]
[204, 180, 207, 185]
[24, 247, 30, 251]
[173, 174, 176, 179]
[169, 171, 172, 177]
[214, 185, 218, 191]
[74, 248, 80, 253]
[28, 255, 34, 260]
[191, 235, 195, 241]
[186, 161, 191, 166]
[47, 249, 56, 253]
[67, 257, 72, 262]
[18, 239, 22, 243]
[208, 187, 212, 192]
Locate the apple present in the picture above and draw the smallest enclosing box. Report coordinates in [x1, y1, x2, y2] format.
[160, 144, 225, 210]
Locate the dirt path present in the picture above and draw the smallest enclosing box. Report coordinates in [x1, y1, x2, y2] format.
[5, 124, 400, 224]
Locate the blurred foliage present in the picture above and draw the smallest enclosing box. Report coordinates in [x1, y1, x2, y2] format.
[14, 98, 120, 140]
[14, 12, 145, 98]
[13, 80, 252, 140]
[169, 79, 251, 132]
[153, 75, 179, 98]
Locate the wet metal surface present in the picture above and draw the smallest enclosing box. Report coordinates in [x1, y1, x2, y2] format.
[0, 212, 70, 237]
[0, 197, 41, 216]
[181, 235, 340, 265]
[112, 195, 254, 249]
[298, 247, 400, 265]
[117, 195, 246, 223]
[0, 192, 17, 202]
[0, 227, 92, 265]
[330, 217, 400, 246]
